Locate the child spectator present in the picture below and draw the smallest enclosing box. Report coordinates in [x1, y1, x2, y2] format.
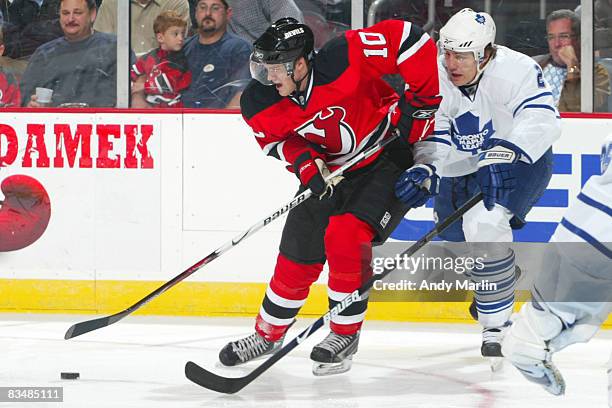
[131, 10, 192, 107]
[0, 28, 21, 107]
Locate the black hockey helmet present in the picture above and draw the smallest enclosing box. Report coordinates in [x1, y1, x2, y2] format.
[252, 17, 315, 65]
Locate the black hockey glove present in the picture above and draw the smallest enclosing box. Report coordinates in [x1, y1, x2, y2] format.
[293, 153, 343, 199]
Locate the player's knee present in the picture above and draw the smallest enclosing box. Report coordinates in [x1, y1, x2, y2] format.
[325, 214, 376, 284]
[272, 254, 323, 290]
[462, 203, 513, 242]
[325, 214, 375, 258]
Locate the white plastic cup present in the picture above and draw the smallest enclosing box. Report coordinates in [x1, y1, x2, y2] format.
[35, 87, 53, 105]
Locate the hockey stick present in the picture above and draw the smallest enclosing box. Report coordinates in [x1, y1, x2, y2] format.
[64, 130, 400, 340]
[185, 192, 484, 394]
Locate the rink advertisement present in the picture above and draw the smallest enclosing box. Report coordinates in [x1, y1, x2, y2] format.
[0, 110, 610, 328]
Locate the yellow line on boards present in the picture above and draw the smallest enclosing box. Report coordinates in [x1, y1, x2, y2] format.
[1, 279, 610, 328]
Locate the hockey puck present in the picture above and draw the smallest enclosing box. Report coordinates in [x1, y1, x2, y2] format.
[60, 372, 79, 380]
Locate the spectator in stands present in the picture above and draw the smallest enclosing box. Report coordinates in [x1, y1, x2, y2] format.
[131, 10, 192, 107]
[95, 0, 190, 56]
[0, 0, 63, 60]
[182, 0, 250, 109]
[223, 0, 303, 43]
[0, 25, 28, 76]
[533, 9, 610, 112]
[0, 28, 21, 106]
[20, 0, 117, 107]
[595, 0, 612, 57]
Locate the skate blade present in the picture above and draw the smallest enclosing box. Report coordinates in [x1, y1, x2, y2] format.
[542, 361, 565, 396]
[312, 357, 353, 376]
[488, 357, 504, 372]
[515, 361, 565, 396]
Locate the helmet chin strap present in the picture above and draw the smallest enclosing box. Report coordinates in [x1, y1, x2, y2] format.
[465, 47, 496, 85]
[289, 59, 312, 105]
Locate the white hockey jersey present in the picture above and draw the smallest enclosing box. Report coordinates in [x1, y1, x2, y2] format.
[536, 136, 611, 327]
[552, 135, 612, 245]
[415, 46, 562, 177]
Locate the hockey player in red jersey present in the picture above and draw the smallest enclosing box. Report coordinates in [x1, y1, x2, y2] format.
[218, 17, 440, 376]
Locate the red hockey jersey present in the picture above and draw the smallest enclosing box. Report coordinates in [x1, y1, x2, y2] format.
[240, 20, 440, 173]
[131, 48, 192, 107]
[0, 69, 21, 107]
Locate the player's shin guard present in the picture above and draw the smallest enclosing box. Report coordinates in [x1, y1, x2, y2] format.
[325, 214, 374, 335]
[471, 249, 517, 358]
[254, 255, 324, 341]
[312, 214, 374, 376]
[221, 255, 323, 366]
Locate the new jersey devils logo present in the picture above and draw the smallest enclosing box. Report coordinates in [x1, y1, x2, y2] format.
[0, 175, 51, 252]
[295, 107, 356, 155]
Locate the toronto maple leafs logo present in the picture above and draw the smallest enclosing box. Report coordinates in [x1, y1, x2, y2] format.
[295, 106, 356, 155]
[450, 111, 495, 154]
[475, 14, 486, 25]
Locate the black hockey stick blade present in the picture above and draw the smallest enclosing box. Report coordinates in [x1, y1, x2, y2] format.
[185, 362, 248, 394]
[64, 312, 126, 339]
[185, 193, 483, 394]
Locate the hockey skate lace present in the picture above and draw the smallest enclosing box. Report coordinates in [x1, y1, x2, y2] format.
[482, 328, 502, 344]
[232, 333, 270, 363]
[318, 333, 353, 353]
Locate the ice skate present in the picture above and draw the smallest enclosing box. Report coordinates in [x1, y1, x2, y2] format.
[482, 326, 505, 371]
[219, 332, 283, 366]
[310, 331, 359, 376]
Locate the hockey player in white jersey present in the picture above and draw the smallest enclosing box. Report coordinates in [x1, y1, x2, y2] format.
[502, 135, 612, 396]
[394, 8, 561, 359]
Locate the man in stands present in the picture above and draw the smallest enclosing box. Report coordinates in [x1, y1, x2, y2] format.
[20, 0, 117, 107]
[181, 0, 251, 109]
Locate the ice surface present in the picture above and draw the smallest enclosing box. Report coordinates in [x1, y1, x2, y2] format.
[1, 314, 610, 408]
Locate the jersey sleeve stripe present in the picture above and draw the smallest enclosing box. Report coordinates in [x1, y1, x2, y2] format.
[161, 73, 174, 93]
[422, 137, 452, 146]
[560, 218, 612, 258]
[131, 64, 142, 75]
[397, 23, 431, 66]
[512, 91, 553, 116]
[398, 22, 413, 55]
[514, 103, 557, 117]
[263, 140, 286, 162]
[577, 192, 612, 217]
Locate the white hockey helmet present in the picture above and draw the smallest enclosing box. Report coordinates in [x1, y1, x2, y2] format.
[439, 8, 496, 66]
